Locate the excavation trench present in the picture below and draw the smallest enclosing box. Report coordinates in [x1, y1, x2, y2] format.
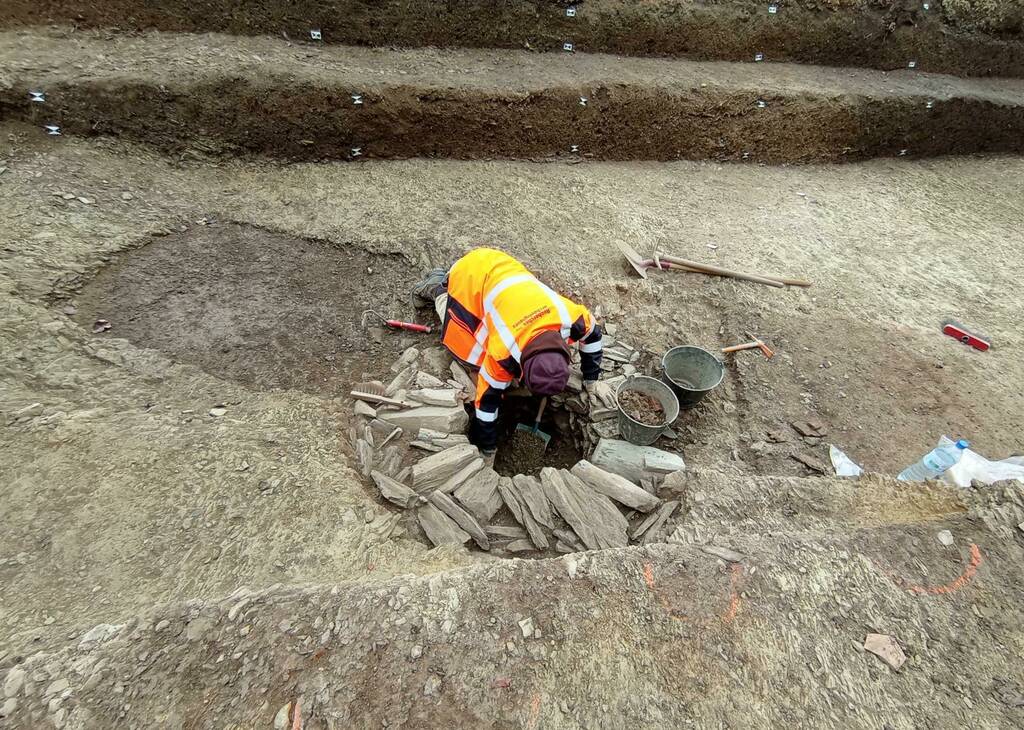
[7, 79, 1024, 163]
[4, 0, 1024, 77]
[67, 223, 429, 397]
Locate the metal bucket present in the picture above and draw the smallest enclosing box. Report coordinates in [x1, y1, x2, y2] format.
[615, 375, 680, 446]
[661, 346, 725, 410]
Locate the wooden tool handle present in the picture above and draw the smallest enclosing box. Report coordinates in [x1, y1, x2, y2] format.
[535, 396, 548, 426]
[721, 342, 761, 354]
[657, 254, 785, 288]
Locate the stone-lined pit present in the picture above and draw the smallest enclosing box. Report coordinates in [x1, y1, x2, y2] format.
[66, 222, 429, 397]
[493, 395, 586, 477]
[3, 0, 1024, 77]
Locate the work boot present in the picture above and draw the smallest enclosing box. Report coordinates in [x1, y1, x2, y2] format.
[412, 268, 447, 303]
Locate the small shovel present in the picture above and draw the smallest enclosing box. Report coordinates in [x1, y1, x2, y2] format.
[515, 396, 551, 450]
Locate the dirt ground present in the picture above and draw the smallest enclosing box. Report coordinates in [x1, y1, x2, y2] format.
[4, 30, 1024, 164]
[2, 122, 1024, 726]
[2, 0, 1023, 76]
[67, 223, 425, 397]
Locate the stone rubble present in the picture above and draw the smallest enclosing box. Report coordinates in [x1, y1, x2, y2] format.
[630, 500, 680, 542]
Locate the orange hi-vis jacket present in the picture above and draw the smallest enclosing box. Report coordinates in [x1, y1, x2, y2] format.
[440, 248, 603, 451]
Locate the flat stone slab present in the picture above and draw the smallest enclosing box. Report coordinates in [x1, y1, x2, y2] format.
[428, 490, 490, 550]
[510, 474, 554, 529]
[636, 500, 680, 545]
[354, 400, 376, 418]
[355, 438, 374, 477]
[417, 428, 470, 447]
[370, 470, 422, 509]
[417, 503, 471, 547]
[381, 406, 468, 434]
[591, 438, 685, 484]
[415, 371, 446, 388]
[540, 468, 627, 550]
[411, 443, 478, 491]
[390, 347, 419, 373]
[408, 388, 459, 407]
[385, 362, 418, 396]
[485, 524, 529, 541]
[571, 459, 661, 513]
[553, 527, 584, 552]
[453, 467, 503, 522]
[436, 458, 484, 494]
[498, 478, 548, 550]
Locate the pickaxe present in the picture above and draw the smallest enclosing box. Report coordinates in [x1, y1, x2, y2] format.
[721, 332, 774, 360]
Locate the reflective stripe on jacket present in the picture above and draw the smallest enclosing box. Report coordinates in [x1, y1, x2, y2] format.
[441, 248, 603, 449]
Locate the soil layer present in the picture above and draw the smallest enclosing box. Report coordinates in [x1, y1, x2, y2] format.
[70, 223, 424, 397]
[619, 389, 666, 426]
[2, 0, 1024, 77]
[4, 31, 1024, 164]
[493, 397, 584, 476]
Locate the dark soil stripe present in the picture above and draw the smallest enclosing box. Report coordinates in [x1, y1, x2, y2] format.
[4, 78, 1024, 163]
[2, 0, 1024, 78]
[4, 33, 1024, 163]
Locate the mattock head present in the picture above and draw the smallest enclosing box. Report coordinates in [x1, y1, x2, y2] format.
[745, 331, 775, 359]
[616, 241, 649, 279]
[361, 309, 387, 328]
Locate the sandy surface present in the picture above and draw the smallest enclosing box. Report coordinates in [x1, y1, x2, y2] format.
[3, 29, 1023, 101]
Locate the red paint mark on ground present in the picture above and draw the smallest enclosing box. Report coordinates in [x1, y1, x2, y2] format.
[906, 543, 983, 595]
[642, 561, 742, 624]
[875, 543, 984, 596]
[526, 693, 542, 729]
[721, 564, 743, 624]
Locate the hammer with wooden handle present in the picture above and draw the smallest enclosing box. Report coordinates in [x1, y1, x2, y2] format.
[721, 333, 774, 359]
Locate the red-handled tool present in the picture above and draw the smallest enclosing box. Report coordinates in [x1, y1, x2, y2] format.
[361, 310, 433, 334]
[941, 319, 991, 352]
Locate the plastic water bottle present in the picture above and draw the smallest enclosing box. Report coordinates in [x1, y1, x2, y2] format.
[897, 439, 969, 482]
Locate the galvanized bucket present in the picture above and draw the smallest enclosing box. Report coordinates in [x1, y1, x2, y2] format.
[661, 346, 725, 410]
[615, 375, 680, 446]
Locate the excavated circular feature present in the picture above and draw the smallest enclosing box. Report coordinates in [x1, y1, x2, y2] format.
[69, 222, 429, 396]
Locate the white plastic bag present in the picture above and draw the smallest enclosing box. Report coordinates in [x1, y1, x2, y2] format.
[935, 435, 1024, 488]
[829, 445, 863, 477]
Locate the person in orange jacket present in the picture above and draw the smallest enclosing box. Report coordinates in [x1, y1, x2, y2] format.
[414, 248, 612, 454]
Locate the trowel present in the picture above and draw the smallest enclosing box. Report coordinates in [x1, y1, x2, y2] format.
[515, 396, 551, 450]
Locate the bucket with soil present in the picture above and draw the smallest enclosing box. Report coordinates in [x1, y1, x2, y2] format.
[615, 375, 680, 446]
[661, 345, 725, 409]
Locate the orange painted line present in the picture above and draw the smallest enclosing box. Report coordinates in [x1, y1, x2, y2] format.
[526, 693, 541, 730]
[643, 561, 742, 624]
[721, 564, 743, 624]
[642, 563, 656, 589]
[907, 543, 983, 596]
